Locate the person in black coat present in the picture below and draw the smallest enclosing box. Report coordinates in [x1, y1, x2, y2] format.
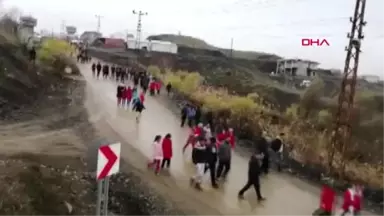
[133, 75, 139, 87]
[195, 106, 201, 124]
[190, 137, 207, 190]
[91, 63, 96, 76]
[96, 62, 102, 78]
[270, 133, 284, 172]
[29, 47, 36, 63]
[116, 67, 121, 82]
[116, 85, 125, 107]
[257, 132, 270, 175]
[102, 64, 109, 79]
[142, 77, 149, 93]
[180, 104, 188, 127]
[204, 137, 219, 188]
[238, 152, 265, 201]
[205, 111, 213, 131]
[120, 68, 126, 83]
[166, 83, 172, 96]
[111, 65, 116, 78]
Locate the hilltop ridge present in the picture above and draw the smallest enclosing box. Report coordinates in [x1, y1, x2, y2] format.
[147, 34, 282, 60]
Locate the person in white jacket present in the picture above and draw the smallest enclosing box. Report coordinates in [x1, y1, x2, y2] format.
[147, 135, 163, 175]
[203, 124, 213, 140]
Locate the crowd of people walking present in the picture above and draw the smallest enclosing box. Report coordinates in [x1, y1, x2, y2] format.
[90, 61, 164, 122]
[86, 59, 363, 216]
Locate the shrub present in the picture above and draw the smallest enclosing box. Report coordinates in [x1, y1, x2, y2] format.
[285, 103, 299, 120]
[37, 39, 75, 71]
[147, 65, 161, 78]
[148, 65, 384, 189]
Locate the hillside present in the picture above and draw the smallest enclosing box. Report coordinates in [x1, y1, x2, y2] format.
[147, 34, 282, 60]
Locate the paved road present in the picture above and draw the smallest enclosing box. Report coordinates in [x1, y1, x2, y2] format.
[79, 63, 375, 215]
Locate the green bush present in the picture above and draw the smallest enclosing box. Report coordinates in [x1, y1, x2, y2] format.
[37, 39, 75, 71]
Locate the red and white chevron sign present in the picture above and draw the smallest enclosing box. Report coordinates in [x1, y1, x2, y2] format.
[96, 143, 121, 180]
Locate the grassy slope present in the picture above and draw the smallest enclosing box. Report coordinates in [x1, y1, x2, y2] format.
[147, 34, 302, 109]
[147, 34, 281, 60]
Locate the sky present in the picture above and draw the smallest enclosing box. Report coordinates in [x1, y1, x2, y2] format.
[2, 0, 384, 77]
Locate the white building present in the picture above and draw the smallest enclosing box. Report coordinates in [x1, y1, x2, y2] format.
[361, 75, 381, 83]
[18, 16, 37, 47]
[126, 39, 178, 54]
[275, 58, 319, 77]
[329, 68, 342, 76]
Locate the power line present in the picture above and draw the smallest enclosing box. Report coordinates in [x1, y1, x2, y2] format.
[219, 17, 351, 30]
[329, 0, 367, 174]
[217, 0, 325, 15]
[132, 10, 148, 49]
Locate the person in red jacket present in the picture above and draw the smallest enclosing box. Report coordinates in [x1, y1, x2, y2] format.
[182, 123, 203, 153]
[226, 128, 236, 149]
[312, 185, 336, 215]
[341, 184, 363, 216]
[182, 134, 196, 153]
[149, 81, 156, 96]
[161, 133, 173, 169]
[216, 129, 228, 147]
[193, 123, 203, 137]
[123, 86, 133, 109]
[139, 92, 145, 104]
[156, 81, 162, 95]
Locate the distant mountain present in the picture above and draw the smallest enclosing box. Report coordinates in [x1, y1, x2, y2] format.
[147, 34, 282, 60]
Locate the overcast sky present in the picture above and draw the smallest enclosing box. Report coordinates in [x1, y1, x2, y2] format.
[3, 0, 383, 77]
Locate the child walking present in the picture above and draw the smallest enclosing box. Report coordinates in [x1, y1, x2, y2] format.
[148, 135, 163, 175]
[161, 133, 173, 170]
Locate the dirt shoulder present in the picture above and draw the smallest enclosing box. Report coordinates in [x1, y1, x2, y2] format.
[0, 77, 94, 214]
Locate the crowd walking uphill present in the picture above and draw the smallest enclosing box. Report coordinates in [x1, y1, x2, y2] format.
[88, 61, 153, 124]
[81, 59, 368, 215]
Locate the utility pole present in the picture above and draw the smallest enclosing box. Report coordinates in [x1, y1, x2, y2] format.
[132, 10, 148, 49]
[60, 20, 66, 35]
[329, 0, 367, 174]
[229, 38, 234, 59]
[95, 15, 103, 33]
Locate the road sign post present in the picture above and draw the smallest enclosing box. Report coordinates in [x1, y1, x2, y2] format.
[95, 142, 121, 216]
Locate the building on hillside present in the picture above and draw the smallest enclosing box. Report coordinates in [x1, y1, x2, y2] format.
[80, 31, 102, 45]
[361, 74, 381, 83]
[275, 58, 319, 77]
[18, 16, 37, 48]
[126, 38, 148, 50]
[126, 39, 178, 54]
[330, 68, 342, 76]
[91, 37, 127, 49]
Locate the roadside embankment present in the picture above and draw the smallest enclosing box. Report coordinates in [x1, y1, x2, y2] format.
[0, 36, 186, 214]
